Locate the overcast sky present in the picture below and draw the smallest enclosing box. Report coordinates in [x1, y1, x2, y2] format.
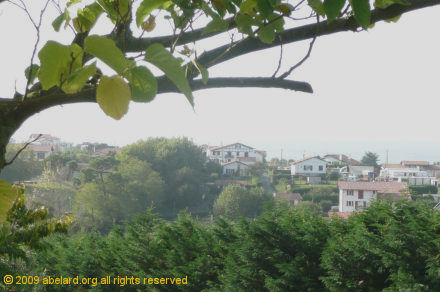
[1, 1, 439, 162]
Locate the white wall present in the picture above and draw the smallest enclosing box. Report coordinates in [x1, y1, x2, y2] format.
[291, 158, 326, 175]
[208, 143, 264, 164]
[222, 162, 248, 175]
[339, 189, 376, 212]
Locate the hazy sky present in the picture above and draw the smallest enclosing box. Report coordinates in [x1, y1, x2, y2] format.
[1, 1, 439, 162]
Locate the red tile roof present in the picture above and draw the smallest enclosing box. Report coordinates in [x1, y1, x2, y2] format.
[222, 160, 249, 166]
[382, 164, 407, 169]
[401, 161, 429, 166]
[338, 181, 407, 194]
[28, 144, 53, 152]
[210, 142, 254, 151]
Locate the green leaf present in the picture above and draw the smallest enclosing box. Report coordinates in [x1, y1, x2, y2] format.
[0, 180, 17, 222]
[308, 0, 326, 16]
[351, 0, 371, 29]
[374, 0, 410, 9]
[257, 0, 273, 19]
[129, 66, 158, 102]
[240, 0, 258, 15]
[84, 35, 127, 75]
[145, 43, 194, 106]
[202, 17, 229, 36]
[96, 75, 131, 120]
[258, 25, 275, 44]
[191, 60, 209, 85]
[67, 0, 82, 7]
[235, 13, 258, 35]
[38, 41, 72, 90]
[62, 64, 97, 94]
[136, 0, 171, 27]
[25, 64, 39, 85]
[385, 14, 401, 23]
[52, 9, 69, 32]
[75, 3, 103, 32]
[323, 0, 346, 22]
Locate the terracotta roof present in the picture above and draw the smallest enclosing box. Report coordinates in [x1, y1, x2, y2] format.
[210, 142, 254, 151]
[290, 156, 326, 165]
[28, 144, 53, 152]
[338, 181, 407, 194]
[93, 147, 121, 156]
[237, 157, 257, 162]
[274, 193, 302, 201]
[426, 165, 440, 170]
[401, 161, 429, 166]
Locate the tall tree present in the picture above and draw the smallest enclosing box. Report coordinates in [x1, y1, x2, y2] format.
[0, 0, 439, 173]
[361, 151, 380, 168]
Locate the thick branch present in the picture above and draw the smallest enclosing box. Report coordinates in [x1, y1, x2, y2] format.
[122, 17, 236, 52]
[196, 0, 440, 69]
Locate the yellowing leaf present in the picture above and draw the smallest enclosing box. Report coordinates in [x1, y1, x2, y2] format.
[0, 180, 17, 222]
[96, 76, 131, 120]
[142, 15, 156, 32]
[136, 0, 171, 26]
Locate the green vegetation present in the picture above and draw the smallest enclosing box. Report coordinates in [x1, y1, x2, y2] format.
[2, 199, 440, 290]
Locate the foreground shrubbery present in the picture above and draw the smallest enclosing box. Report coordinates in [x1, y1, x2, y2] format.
[3, 200, 440, 291]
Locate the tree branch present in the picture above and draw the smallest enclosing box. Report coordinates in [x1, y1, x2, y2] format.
[196, 0, 440, 69]
[158, 77, 313, 94]
[4, 134, 42, 166]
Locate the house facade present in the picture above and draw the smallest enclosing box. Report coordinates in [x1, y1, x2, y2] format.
[222, 160, 249, 176]
[273, 193, 302, 206]
[207, 143, 265, 164]
[290, 156, 327, 176]
[380, 164, 434, 185]
[338, 181, 408, 213]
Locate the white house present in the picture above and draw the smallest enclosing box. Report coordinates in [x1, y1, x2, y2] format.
[338, 181, 408, 213]
[290, 156, 327, 176]
[207, 143, 266, 164]
[30, 134, 73, 152]
[340, 165, 375, 181]
[28, 144, 54, 160]
[379, 165, 433, 185]
[222, 160, 249, 176]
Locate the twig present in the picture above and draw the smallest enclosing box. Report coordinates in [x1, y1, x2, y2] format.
[272, 35, 283, 78]
[23, 0, 51, 100]
[278, 36, 316, 79]
[4, 134, 42, 166]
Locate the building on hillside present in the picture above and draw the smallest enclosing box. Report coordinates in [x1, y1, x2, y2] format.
[222, 160, 249, 176]
[290, 156, 327, 176]
[29, 134, 73, 152]
[274, 193, 302, 206]
[206, 142, 266, 164]
[28, 145, 54, 160]
[323, 154, 360, 166]
[337, 181, 408, 213]
[379, 164, 434, 185]
[340, 165, 375, 181]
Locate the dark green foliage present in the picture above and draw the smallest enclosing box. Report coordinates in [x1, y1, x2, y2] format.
[409, 184, 438, 195]
[361, 151, 379, 168]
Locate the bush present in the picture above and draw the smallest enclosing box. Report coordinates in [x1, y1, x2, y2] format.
[409, 185, 438, 195]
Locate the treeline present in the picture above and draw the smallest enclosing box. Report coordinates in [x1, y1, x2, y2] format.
[3, 200, 440, 291]
[8, 138, 224, 232]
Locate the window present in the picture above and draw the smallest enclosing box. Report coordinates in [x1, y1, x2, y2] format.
[346, 201, 354, 207]
[304, 165, 313, 171]
[358, 190, 364, 199]
[37, 152, 45, 160]
[348, 190, 354, 196]
[245, 152, 248, 157]
[227, 151, 231, 156]
[237, 152, 240, 156]
[319, 165, 323, 171]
